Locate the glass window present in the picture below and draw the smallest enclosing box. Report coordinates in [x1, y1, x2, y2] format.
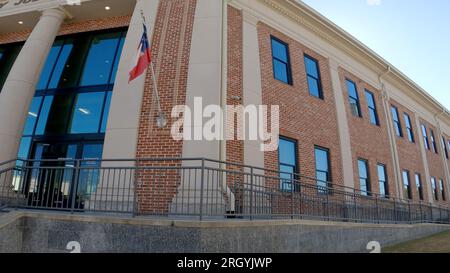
[346, 79, 361, 117]
[442, 137, 449, 159]
[279, 137, 298, 191]
[100, 92, 112, 133]
[23, 97, 42, 136]
[402, 170, 412, 200]
[35, 96, 54, 135]
[431, 177, 438, 201]
[430, 129, 438, 154]
[358, 159, 370, 196]
[391, 106, 403, 137]
[69, 92, 106, 134]
[403, 113, 414, 143]
[271, 37, 292, 85]
[36, 42, 63, 90]
[365, 90, 379, 125]
[109, 36, 125, 84]
[17, 137, 32, 160]
[304, 55, 323, 99]
[422, 125, 430, 150]
[315, 147, 331, 194]
[80, 32, 121, 86]
[47, 43, 74, 89]
[440, 179, 446, 201]
[378, 164, 388, 198]
[415, 173, 424, 201]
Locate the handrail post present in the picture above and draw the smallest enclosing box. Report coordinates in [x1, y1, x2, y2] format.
[430, 203, 433, 223]
[353, 189, 357, 223]
[408, 200, 412, 224]
[70, 160, 81, 214]
[393, 199, 397, 224]
[250, 167, 254, 221]
[375, 196, 379, 224]
[419, 201, 423, 223]
[291, 175, 294, 220]
[199, 158, 205, 221]
[440, 205, 442, 224]
[132, 159, 139, 218]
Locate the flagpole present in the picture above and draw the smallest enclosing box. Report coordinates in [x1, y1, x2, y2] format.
[140, 10, 166, 128]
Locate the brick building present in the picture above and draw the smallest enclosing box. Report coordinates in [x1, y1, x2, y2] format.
[0, 0, 449, 217]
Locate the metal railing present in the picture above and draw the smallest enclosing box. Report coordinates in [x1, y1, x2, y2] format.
[1, 157, 450, 224]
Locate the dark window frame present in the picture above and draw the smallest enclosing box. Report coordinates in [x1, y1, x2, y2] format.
[442, 137, 449, 159]
[346, 79, 362, 118]
[415, 173, 424, 201]
[440, 179, 446, 201]
[304, 54, 323, 99]
[391, 105, 403, 138]
[270, 36, 293, 85]
[430, 129, 438, 154]
[365, 90, 379, 126]
[402, 170, 412, 200]
[431, 177, 438, 201]
[377, 163, 389, 198]
[314, 146, 332, 194]
[278, 136, 299, 192]
[403, 113, 415, 143]
[357, 158, 371, 196]
[422, 125, 430, 150]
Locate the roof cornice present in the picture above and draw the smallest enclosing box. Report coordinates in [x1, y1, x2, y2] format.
[259, 0, 450, 124]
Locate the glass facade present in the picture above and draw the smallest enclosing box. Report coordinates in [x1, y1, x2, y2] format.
[18, 28, 127, 162]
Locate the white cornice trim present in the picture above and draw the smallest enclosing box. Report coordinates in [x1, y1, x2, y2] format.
[262, 0, 450, 125]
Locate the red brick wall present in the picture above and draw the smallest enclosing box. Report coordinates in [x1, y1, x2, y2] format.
[226, 6, 244, 169]
[257, 22, 344, 190]
[338, 68, 396, 197]
[420, 118, 447, 204]
[135, 0, 197, 214]
[391, 100, 429, 202]
[0, 16, 131, 44]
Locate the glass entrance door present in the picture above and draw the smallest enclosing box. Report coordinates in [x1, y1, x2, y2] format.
[26, 141, 103, 210]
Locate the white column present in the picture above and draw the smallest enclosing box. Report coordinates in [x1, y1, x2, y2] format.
[329, 60, 354, 191]
[242, 11, 265, 172]
[0, 8, 66, 163]
[102, 0, 160, 162]
[379, 89, 403, 199]
[88, 0, 160, 212]
[415, 114, 434, 203]
[182, 0, 224, 161]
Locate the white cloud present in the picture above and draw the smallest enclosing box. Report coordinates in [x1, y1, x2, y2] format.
[367, 0, 382, 6]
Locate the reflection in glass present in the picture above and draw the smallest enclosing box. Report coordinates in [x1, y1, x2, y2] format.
[70, 92, 105, 134]
[101, 92, 112, 133]
[35, 96, 54, 135]
[80, 32, 121, 86]
[23, 97, 42, 135]
[36, 42, 63, 90]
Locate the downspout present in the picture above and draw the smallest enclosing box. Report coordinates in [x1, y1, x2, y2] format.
[379, 66, 403, 199]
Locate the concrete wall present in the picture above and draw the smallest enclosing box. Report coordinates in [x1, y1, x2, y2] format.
[1, 211, 450, 253]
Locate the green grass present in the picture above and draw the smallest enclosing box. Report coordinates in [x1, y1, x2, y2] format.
[383, 231, 450, 253]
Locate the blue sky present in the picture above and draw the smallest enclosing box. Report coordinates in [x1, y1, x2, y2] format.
[301, 0, 450, 109]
